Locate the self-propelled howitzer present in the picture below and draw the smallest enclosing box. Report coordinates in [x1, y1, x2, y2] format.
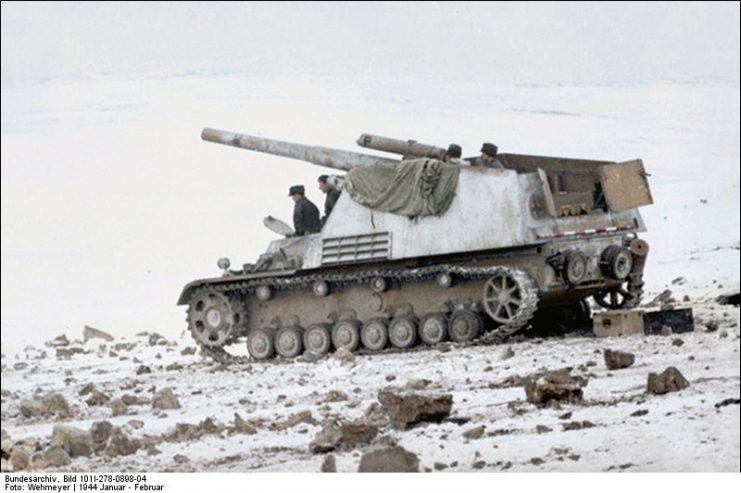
[179, 128, 652, 363]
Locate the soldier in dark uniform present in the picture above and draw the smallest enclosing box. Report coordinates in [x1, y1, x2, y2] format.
[472, 142, 504, 169]
[288, 185, 321, 236]
[442, 143, 466, 165]
[318, 175, 341, 226]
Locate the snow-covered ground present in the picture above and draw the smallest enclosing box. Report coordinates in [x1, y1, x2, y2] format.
[1, 72, 739, 474]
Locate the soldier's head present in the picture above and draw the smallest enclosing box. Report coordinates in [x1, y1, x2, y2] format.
[288, 185, 305, 202]
[318, 175, 330, 193]
[480, 142, 498, 164]
[443, 143, 462, 162]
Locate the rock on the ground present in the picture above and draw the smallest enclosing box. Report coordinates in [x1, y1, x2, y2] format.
[105, 427, 139, 457]
[377, 390, 453, 429]
[9, 448, 30, 471]
[51, 425, 93, 458]
[34, 445, 71, 469]
[83, 325, 114, 342]
[272, 411, 317, 431]
[152, 388, 180, 410]
[524, 370, 587, 405]
[20, 393, 73, 420]
[321, 454, 336, 472]
[463, 425, 485, 440]
[110, 399, 128, 417]
[90, 421, 114, 453]
[357, 446, 419, 472]
[647, 367, 690, 395]
[309, 420, 378, 453]
[604, 349, 636, 370]
[233, 413, 257, 435]
[86, 390, 111, 407]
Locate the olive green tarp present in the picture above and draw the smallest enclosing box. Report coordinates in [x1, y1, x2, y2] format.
[344, 158, 460, 217]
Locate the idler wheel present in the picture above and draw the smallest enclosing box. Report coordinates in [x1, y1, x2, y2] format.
[482, 270, 528, 325]
[187, 291, 240, 347]
[331, 320, 360, 351]
[448, 309, 482, 342]
[419, 313, 448, 345]
[303, 324, 331, 356]
[247, 327, 275, 360]
[361, 318, 388, 351]
[371, 277, 388, 293]
[388, 316, 417, 349]
[275, 326, 303, 359]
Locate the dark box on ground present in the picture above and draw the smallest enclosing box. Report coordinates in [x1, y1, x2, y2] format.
[643, 308, 694, 334]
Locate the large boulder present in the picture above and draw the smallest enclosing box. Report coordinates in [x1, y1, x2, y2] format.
[152, 388, 180, 410]
[51, 425, 93, 458]
[377, 390, 453, 429]
[83, 325, 114, 342]
[90, 421, 114, 453]
[604, 349, 635, 370]
[34, 445, 72, 469]
[524, 370, 587, 405]
[104, 427, 139, 457]
[309, 420, 379, 453]
[20, 393, 73, 419]
[647, 367, 689, 395]
[358, 446, 419, 472]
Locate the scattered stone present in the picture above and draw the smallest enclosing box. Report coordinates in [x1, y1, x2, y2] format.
[127, 419, 144, 430]
[86, 390, 111, 407]
[683, 295, 690, 302]
[174, 454, 189, 464]
[105, 427, 139, 457]
[165, 362, 184, 371]
[309, 419, 378, 453]
[149, 333, 167, 346]
[714, 398, 740, 409]
[121, 394, 150, 406]
[20, 393, 72, 420]
[562, 421, 595, 431]
[56, 347, 86, 358]
[524, 370, 587, 405]
[47, 335, 70, 347]
[13, 362, 29, 370]
[473, 460, 486, 469]
[113, 343, 135, 352]
[110, 399, 128, 417]
[434, 462, 448, 470]
[603, 349, 635, 370]
[463, 425, 485, 440]
[671, 277, 686, 286]
[672, 338, 684, 347]
[705, 321, 719, 332]
[720, 330, 728, 338]
[36, 445, 71, 468]
[530, 457, 545, 466]
[89, 421, 114, 453]
[630, 409, 649, 417]
[385, 375, 396, 382]
[136, 365, 152, 375]
[331, 347, 356, 365]
[647, 290, 675, 308]
[321, 454, 336, 472]
[405, 378, 431, 390]
[152, 388, 180, 410]
[180, 346, 197, 356]
[357, 446, 419, 472]
[535, 425, 552, 434]
[716, 293, 740, 306]
[272, 410, 317, 431]
[233, 413, 257, 435]
[9, 448, 30, 470]
[647, 367, 689, 395]
[78, 383, 96, 396]
[558, 412, 572, 420]
[52, 425, 93, 458]
[324, 390, 348, 402]
[501, 346, 515, 360]
[377, 390, 453, 429]
[83, 325, 114, 342]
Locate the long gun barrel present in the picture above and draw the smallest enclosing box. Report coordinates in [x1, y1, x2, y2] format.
[202, 128, 398, 171]
[356, 133, 446, 159]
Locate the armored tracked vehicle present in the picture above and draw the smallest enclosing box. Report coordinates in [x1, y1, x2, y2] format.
[178, 129, 652, 363]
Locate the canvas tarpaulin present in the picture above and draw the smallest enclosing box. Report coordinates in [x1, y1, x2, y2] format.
[344, 158, 460, 217]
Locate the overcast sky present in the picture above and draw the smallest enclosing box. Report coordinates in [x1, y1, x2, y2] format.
[2, 1, 739, 86]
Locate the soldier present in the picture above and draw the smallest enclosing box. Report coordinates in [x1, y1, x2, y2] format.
[318, 175, 341, 226]
[473, 142, 504, 169]
[442, 143, 467, 165]
[288, 185, 321, 236]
